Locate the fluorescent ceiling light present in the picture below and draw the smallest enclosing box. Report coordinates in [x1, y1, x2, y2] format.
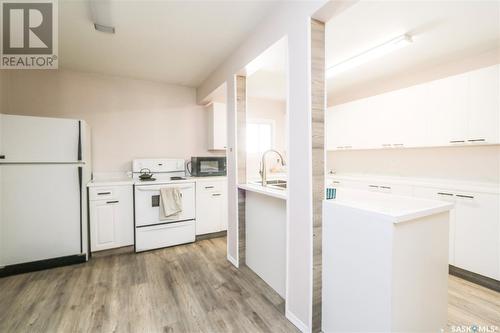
[327, 34, 413, 77]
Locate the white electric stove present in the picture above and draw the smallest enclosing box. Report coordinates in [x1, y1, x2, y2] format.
[132, 158, 196, 252]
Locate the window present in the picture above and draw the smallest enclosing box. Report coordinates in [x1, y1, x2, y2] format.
[247, 120, 274, 153]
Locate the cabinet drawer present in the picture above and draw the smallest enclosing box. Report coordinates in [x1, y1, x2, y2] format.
[198, 181, 224, 192]
[135, 221, 195, 252]
[328, 179, 365, 190]
[89, 188, 115, 201]
[89, 185, 131, 201]
[377, 184, 413, 196]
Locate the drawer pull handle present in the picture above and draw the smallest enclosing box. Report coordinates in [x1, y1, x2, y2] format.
[449, 140, 465, 143]
[332, 181, 340, 184]
[205, 186, 215, 189]
[380, 186, 391, 189]
[437, 192, 453, 196]
[344, 146, 352, 149]
[98, 192, 111, 195]
[467, 139, 485, 142]
[212, 193, 221, 197]
[106, 200, 119, 204]
[456, 194, 474, 199]
[368, 185, 379, 188]
[382, 144, 392, 147]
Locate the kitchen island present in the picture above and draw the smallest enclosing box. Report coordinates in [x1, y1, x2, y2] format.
[238, 182, 286, 297]
[322, 189, 453, 333]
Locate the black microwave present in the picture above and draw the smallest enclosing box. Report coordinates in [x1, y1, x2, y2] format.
[190, 156, 227, 177]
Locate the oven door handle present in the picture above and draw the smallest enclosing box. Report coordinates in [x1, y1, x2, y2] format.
[136, 185, 193, 191]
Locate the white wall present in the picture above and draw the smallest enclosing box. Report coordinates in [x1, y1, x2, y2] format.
[246, 97, 287, 180]
[328, 146, 500, 183]
[199, 2, 332, 331]
[2, 69, 221, 173]
[329, 48, 500, 106]
[327, 61, 500, 185]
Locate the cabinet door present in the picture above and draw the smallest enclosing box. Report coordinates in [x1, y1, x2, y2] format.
[413, 187, 457, 265]
[208, 103, 227, 150]
[377, 90, 404, 148]
[90, 200, 119, 252]
[326, 107, 339, 150]
[327, 105, 352, 149]
[352, 97, 381, 149]
[454, 192, 499, 280]
[467, 65, 500, 144]
[325, 107, 336, 150]
[196, 181, 226, 235]
[426, 74, 469, 146]
[400, 84, 431, 147]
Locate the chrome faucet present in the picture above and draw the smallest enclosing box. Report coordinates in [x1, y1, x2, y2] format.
[260, 149, 286, 186]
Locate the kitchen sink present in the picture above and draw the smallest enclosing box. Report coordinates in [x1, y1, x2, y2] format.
[249, 179, 287, 190]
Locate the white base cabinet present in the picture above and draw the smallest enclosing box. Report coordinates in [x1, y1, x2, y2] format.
[195, 178, 228, 235]
[89, 185, 134, 252]
[328, 176, 500, 281]
[414, 187, 500, 280]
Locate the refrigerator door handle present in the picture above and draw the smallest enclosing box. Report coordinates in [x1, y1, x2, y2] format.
[78, 166, 83, 253]
[77, 121, 82, 161]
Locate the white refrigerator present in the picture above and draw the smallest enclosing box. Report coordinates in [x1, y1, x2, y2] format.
[0, 114, 91, 274]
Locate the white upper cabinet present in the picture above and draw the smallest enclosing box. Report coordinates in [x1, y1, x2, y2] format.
[207, 102, 227, 151]
[426, 73, 469, 146]
[327, 65, 500, 150]
[467, 65, 500, 144]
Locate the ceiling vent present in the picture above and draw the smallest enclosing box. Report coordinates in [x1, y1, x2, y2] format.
[89, 0, 115, 34]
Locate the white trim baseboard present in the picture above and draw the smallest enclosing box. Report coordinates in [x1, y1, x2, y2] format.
[286, 309, 310, 333]
[227, 254, 239, 267]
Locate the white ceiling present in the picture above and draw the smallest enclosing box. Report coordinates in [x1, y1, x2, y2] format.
[242, 1, 500, 104]
[206, 37, 287, 102]
[246, 38, 286, 101]
[247, 70, 286, 101]
[59, 0, 280, 87]
[326, 0, 500, 104]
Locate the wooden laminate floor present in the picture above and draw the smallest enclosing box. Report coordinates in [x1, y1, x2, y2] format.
[0, 237, 499, 333]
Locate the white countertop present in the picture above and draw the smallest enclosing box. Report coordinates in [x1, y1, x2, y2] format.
[87, 174, 226, 187]
[238, 183, 287, 200]
[325, 188, 453, 224]
[87, 175, 134, 187]
[326, 173, 500, 195]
